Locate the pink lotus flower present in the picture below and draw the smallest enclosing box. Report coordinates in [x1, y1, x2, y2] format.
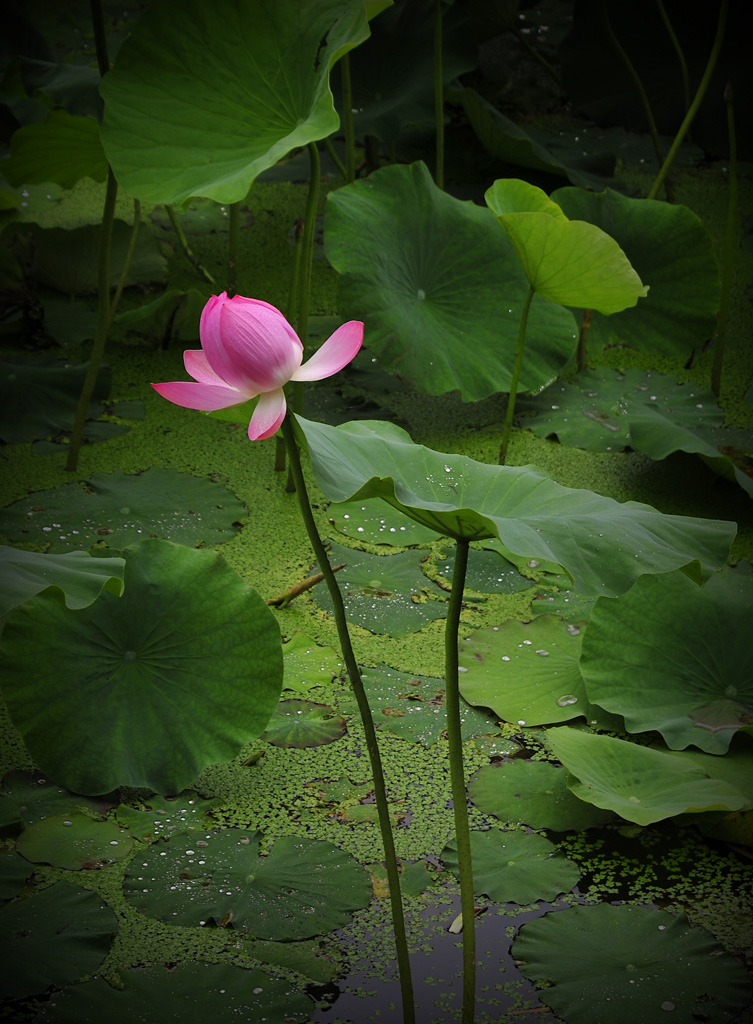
[152, 293, 363, 440]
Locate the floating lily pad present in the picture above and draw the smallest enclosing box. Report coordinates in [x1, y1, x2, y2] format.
[150, 200, 254, 235]
[34, 963, 311, 1024]
[295, 417, 733, 597]
[115, 287, 205, 344]
[325, 161, 579, 401]
[0, 353, 110, 446]
[115, 792, 221, 841]
[328, 498, 439, 546]
[282, 632, 341, 692]
[124, 829, 371, 941]
[0, 881, 117, 998]
[0, 771, 114, 827]
[338, 665, 500, 746]
[545, 728, 747, 826]
[436, 545, 534, 595]
[311, 540, 447, 636]
[42, 298, 98, 347]
[0, 847, 33, 900]
[443, 829, 580, 904]
[581, 569, 753, 754]
[0, 546, 124, 617]
[514, 904, 752, 1024]
[518, 367, 722, 452]
[0, 468, 245, 551]
[0, 539, 283, 795]
[469, 760, 614, 831]
[16, 812, 133, 870]
[262, 699, 347, 748]
[458, 616, 613, 728]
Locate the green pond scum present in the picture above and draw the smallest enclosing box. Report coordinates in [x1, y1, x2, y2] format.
[2, 3, 753, 1020]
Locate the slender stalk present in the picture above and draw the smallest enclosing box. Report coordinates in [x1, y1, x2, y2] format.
[648, 0, 729, 202]
[281, 413, 415, 1024]
[165, 205, 216, 285]
[107, 198, 140, 331]
[576, 308, 592, 373]
[323, 136, 348, 182]
[499, 285, 534, 464]
[66, 170, 118, 471]
[292, 142, 321, 417]
[655, 0, 691, 129]
[711, 81, 737, 398]
[227, 200, 241, 296]
[89, 0, 110, 75]
[341, 53, 356, 183]
[444, 537, 475, 1023]
[277, 217, 306, 474]
[434, 0, 444, 190]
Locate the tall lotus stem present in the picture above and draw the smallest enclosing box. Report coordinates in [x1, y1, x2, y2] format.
[655, 0, 691, 131]
[444, 537, 475, 1023]
[499, 285, 534, 463]
[434, 0, 444, 190]
[281, 413, 415, 1024]
[341, 53, 357, 183]
[227, 201, 241, 296]
[711, 81, 737, 398]
[576, 308, 592, 373]
[165, 205, 216, 285]
[648, 0, 728, 202]
[107, 199, 141, 331]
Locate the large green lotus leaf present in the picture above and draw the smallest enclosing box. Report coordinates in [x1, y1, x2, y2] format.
[100, 0, 376, 205]
[0, 469, 245, 551]
[34, 964, 311, 1024]
[124, 829, 370, 940]
[485, 179, 648, 313]
[3, 110, 107, 188]
[310, 539, 447, 636]
[443, 829, 580, 904]
[329, 498, 439, 545]
[337, 664, 500, 745]
[458, 616, 609, 727]
[324, 162, 579, 401]
[0, 546, 124, 617]
[552, 186, 720, 358]
[261, 699, 347, 748]
[581, 570, 753, 754]
[545, 728, 747, 826]
[518, 367, 723, 452]
[294, 416, 735, 597]
[282, 632, 341, 692]
[115, 791, 221, 842]
[659, 737, 753, 809]
[0, 881, 117, 998]
[0, 771, 114, 827]
[0, 353, 110, 446]
[16, 812, 133, 870]
[469, 760, 614, 831]
[514, 904, 753, 1024]
[19, 58, 103, 120]
[0, 539, 283, 795]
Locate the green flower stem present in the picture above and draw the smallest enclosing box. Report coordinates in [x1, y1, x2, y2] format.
[576, 308, 592, 374]
[164, 205, 216, 285]
[291, 142, 321, 419]
[341, 53, 356, 183]
[444, 537, 475, 1023]
[281, 413, 415, 1024]
[499, 284, 534, 464]
[89, 0, 110, 76]
[227, 200, 241, 296]
[107, 198, 141, 332]
[65, 167, 118, 473]
[711, 81, 737, 398]
[434, 0, 444, 191]
[656, 0, 691, 129]
[648, 0, 728, 202]
[323, 136, 348, 181]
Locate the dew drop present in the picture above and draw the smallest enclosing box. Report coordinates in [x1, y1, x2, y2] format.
[535, 649, 549, 657]
[417, 289, 426, 301]
[661, 1002, 676, 1012]
[556, 694, 578, 707]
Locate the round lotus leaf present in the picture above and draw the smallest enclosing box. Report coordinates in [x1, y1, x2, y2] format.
[0, 847, 33, 901]
[0, 468, 245, 551]
[124, 829, 371, 941]
[0, 546, 125, 618]
[581, 569, 753, 753]
[0, 539, 283, 795]
[325, 161, 579, 401]
[311, 540, 447, 636]
[35, 963, 311, 1024]
[115, 792, 221, 842]
[1, 881, 117, 998]
[282, 632, 341, 693]
[436, 545, 534, 595]
[17, 812, 132, 870]
[443, 828, 580, 904]
[514, 904, 752, 1023]
[469, 761, 614, 831]
[261, 699, 347, 748]
[328, 498, 438, 545]
[0, 771, 114, 827]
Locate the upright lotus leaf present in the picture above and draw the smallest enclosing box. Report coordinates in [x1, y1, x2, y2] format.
[552, 186, 720, 358]
[485, 179, 648, 313]
[546, 728, 747, 826]
[0, 539, 283, 795]
[100, 0, 380, 205]
[294, 416, 735, 597]
[325, 162, 579, 401]
[0, 547, 125, 618]
[580, 569, 753, 754]
[514, 904, 752, 1024]
[3, 110, 107, 188]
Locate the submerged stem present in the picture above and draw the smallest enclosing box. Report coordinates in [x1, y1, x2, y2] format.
[499, 285, 534, 464]
[281, 414, 415, 1024]
[444, 537, 475, 1023]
